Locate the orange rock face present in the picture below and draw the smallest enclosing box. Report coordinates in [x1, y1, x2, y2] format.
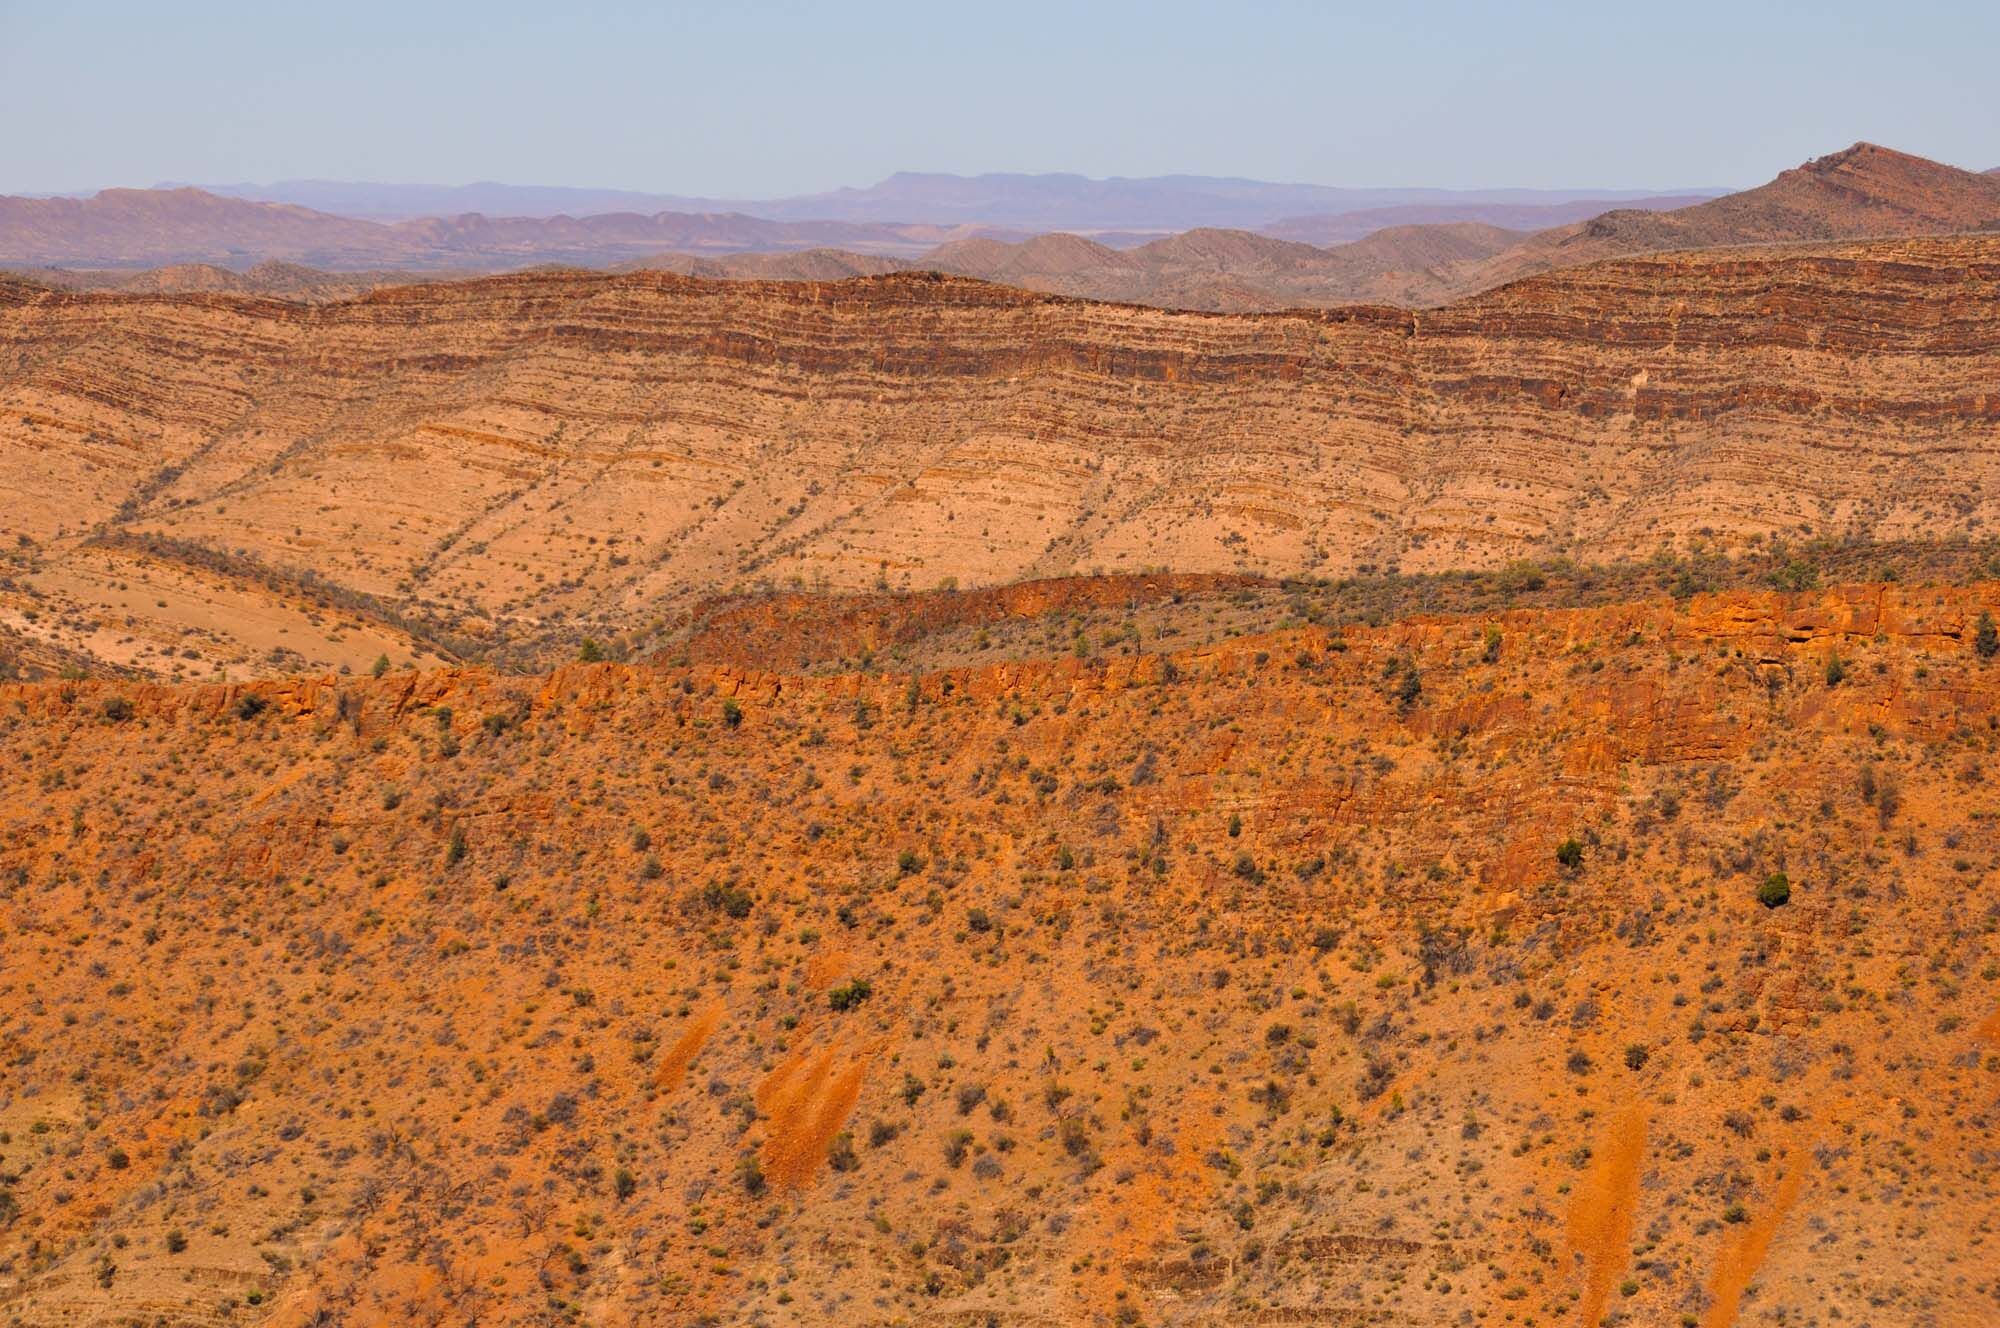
[2, 581, 1997, 1325]
[3, 234, 1999, 681]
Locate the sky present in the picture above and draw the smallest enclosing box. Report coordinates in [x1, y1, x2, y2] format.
[2, 0, 1996, 197]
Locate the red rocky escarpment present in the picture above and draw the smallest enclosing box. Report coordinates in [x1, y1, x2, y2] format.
[3, 582, 1999, 1325]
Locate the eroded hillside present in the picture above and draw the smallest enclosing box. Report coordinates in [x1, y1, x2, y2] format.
[1, 580, 1997, 1326]
[3, 234, 1998, 680]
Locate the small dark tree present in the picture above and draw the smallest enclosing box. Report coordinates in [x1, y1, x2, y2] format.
[827, 1131, 859, 1172]
[1757, 872, 1791, 908]
[721, 698, 742, 728]
[1395, 668, 1422, 710]
[828, 977, 874, 1011]
[1977, 611, 1999, 660]
[1555, 838, 1584, 870]
[445, 824, 468, 866]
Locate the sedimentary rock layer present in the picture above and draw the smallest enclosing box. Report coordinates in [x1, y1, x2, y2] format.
[1, 234, 1997, 676]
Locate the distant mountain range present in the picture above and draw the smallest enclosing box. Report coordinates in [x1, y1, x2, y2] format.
[0, 190, 985, 269]
[7, 146, 1996, 312]
[161, 172, 1721, 230]
[0, 178, 1722, 274]
[899, 144, 2000, 309]
[1262, 195, 1715, 246]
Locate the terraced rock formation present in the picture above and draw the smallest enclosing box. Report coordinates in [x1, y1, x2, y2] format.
[2, 233, 1997, 679]
[2, 580, 1997, 1326]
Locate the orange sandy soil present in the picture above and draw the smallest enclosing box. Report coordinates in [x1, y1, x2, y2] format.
[0, 581, 1997, 1326]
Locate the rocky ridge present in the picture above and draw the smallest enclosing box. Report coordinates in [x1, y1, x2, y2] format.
[2, 233, 1997, 678]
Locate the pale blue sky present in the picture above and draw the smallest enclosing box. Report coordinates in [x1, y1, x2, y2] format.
[2, 0, 1995, 196]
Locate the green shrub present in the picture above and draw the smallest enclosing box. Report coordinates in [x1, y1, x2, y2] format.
[1394, 668, 1422, 710]
[828, 977, 874, 1012]
[826, 1132, 858, 1172]
[1555, 838, 1584, 870]
[1978, 611, 1998, 660]
[1757, 872, 1791, 908]
[702, 883, 752, 918]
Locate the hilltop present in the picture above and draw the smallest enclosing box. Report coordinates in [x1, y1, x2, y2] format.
[1451, 142, 2000, 296]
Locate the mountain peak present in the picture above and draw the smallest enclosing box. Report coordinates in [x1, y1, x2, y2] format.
[1797, 140, 1973, 177]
